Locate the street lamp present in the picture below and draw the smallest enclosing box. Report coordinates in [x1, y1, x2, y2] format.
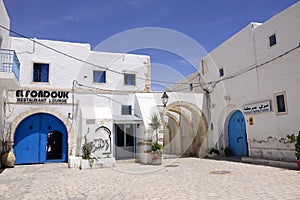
[161, 92, 169, 107]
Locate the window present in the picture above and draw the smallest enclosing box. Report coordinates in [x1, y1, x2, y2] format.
[274, 92, 288, 115]
[201, 59, 205, 75]
[269, 34, 277, 47]
[93, 70, 106, 83]
[116, 124, 134, 147]
[33, 63, 49, 82]
[116, 125, 125, 147]
[121, 105, 132, 115]
[124, 73, 136, 86]
[219, 68, 224, 77]
[190, 83, 193, 91]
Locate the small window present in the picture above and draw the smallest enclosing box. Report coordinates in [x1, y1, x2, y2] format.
[275, 92, 288, 115]
[33, 63, 49, 82]
[190, 83, 193, 91]
[219, 68, 224, 77]
[121, 105, 132, 115]
[124, 73, 136, 86]
[93, 70, 106, 83]
[269, 34, 277, 47]
[201, 59, 205, 75]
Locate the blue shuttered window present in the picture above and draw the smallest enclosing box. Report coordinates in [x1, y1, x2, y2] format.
[93, 70, 106, 83]
[124, 73, 136, 86]
[121, 105, 132, 115]
[33, 63, 49, 82]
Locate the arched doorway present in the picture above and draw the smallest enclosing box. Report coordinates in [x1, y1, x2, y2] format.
[228, 110, 248, 156]
[163, 101, 208, 157]
[14, 113, 68, 164]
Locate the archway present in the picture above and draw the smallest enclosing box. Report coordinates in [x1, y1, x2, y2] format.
[14, 113, 68, 164]
[163, 101, 208, 157]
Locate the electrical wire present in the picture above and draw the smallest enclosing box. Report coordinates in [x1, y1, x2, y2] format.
[1, 24, 299, 93]
[213, 43, 300, 86]
[0, 24, 200, 85]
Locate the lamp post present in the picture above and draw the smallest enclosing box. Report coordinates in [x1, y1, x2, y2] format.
[161, 92, 169, 107]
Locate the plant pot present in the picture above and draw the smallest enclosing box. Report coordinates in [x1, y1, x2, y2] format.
[297, 160, 300, 169]
[1, 150, 16, 168]
[151, 151, 162, 165]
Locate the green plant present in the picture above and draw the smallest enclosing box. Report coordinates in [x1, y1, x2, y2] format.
[151, 143, 163, 152]
[82, 141, 93, 160]
[286, 132, 300, 160]
[82, 136, 97, 167]
[295, 132, 300, 160]
[224, 147, 231, 157]
[149, 113, 162, 151]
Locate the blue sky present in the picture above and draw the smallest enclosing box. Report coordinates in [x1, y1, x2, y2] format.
[3, 0, 299, 90]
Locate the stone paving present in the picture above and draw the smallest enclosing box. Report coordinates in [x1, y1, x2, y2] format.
[0, 157, 299, 199]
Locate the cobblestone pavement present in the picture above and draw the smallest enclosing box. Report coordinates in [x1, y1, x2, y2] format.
[0, 157, 299, 200]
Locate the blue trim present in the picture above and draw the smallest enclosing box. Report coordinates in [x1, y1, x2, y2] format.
[114, 124, 117, 159]
[134, 124, 136, 158]
[121, 105, 132, 115]
[93, 70, 106, 83]
[124, 73, 136, 86]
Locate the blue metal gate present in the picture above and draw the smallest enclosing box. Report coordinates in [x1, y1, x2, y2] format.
[228, 110, 248, 156]
[14, 113, 68, 164]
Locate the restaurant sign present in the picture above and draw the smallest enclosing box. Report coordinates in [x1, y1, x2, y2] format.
[15, 90, 69, 104]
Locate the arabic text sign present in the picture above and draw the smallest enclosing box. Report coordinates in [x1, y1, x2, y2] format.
[243, 101, 271, 114]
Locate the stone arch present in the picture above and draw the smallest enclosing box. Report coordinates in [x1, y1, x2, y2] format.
[163, 101, 208, 157]
[167, 106, 196, 156]
[163, 111, 182, 154]
[9, 107, 75, 156]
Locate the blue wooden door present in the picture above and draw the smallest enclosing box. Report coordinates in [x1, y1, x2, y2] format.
[228, 111, 248, 156]
[14, 113, 68, 164]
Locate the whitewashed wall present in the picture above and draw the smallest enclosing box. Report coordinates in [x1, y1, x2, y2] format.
[0, 0, 10, 49]
[201, 2, 300, 161]
[6, 37, 151, 164]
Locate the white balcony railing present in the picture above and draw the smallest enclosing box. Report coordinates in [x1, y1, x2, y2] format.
[0, 49, 20, 81]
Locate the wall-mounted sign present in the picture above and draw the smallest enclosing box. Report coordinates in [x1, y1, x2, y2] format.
[249, 117, 254, 125]
[243, 100, 271, 114]
[15, 90, 69, 104]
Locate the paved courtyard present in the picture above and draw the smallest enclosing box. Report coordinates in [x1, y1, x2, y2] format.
[0, 157, 299, 200]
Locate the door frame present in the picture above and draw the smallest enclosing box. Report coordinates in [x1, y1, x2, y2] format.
[13, 112, 68, 164]
[114, 123, 136, 160]
[225, 110, 249, 156]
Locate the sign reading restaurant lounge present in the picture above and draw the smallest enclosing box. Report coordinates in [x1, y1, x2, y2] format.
[15, 90, 69, 104]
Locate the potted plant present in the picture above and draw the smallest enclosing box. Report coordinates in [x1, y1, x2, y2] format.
[1, 133, 15, 168]
[149, 113, 163, 165]
[286, 131, 300, 168]
[80, 136, 97, 169]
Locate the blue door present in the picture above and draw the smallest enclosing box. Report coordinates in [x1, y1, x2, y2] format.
[228, 111, 248, 156]
[14, 113, 68, 164]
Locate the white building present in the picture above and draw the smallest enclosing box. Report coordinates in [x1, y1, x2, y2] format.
[0, 0, 161, 167]
[198, 2, 300, 161]
[3, 35, 162, 167]
[0, 1, 210, 168]
[0, 0, 20, 166]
